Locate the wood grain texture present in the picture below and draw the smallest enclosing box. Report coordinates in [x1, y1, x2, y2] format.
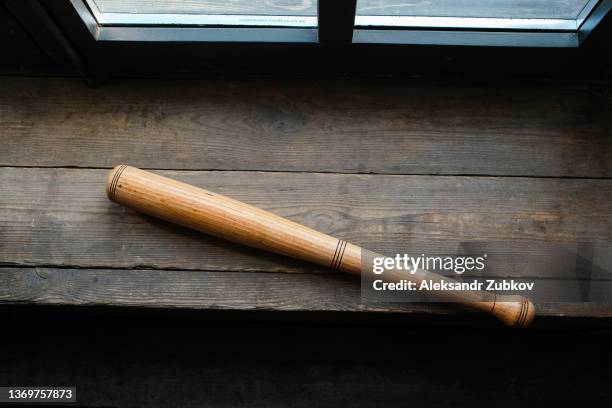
[2, 77, 611, 321]
[1, 167, 611, 279]
[104, 165, 535, 327]
[0, 266, 419, 312]
[1, 267, 610, 318]
[1, 78, 610, 177]
[106, 165, 362, 275]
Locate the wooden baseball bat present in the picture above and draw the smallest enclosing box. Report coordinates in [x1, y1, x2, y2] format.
[106, 165, 535, 328]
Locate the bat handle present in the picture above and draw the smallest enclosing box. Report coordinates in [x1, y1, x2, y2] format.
[379, 260, 536, 328]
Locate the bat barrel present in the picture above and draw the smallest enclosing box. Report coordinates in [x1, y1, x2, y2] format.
[106, 165, 535, 328]
[106, 165, 362, 274]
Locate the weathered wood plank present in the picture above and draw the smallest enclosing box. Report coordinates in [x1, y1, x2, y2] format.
[0, 267, 412, 312]
[93, 0, 588, 20]
[1, 267, 610, 318]
[1, 167, 611, 279]
[1, 78, 610, 177]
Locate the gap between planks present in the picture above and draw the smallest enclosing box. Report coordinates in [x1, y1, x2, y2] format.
[0, 165, 611, 180]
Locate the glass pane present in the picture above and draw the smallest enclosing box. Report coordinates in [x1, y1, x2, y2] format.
[86, 0, 318, 28]
[356, 0, 593, 20]
[92, 0, 318, 16]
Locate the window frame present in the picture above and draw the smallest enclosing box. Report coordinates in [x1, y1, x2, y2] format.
[353, 0, 612, 47]
[64, 0, 612, 47]
[4, 0, 612, 84]
[71, 0, 320, 43]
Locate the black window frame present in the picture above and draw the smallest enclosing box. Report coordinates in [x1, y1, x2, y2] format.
[44, 0, 612, 47]
[354, 0, 612, 48]
[4, 0, 612, 83]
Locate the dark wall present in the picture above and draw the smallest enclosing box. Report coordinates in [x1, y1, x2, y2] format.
[0, 3, 55, 75]
[1, 311, 611, 408]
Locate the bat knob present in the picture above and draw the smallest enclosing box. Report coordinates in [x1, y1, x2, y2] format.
[106, 164, 130, 202]
[490, 295, 535, 329]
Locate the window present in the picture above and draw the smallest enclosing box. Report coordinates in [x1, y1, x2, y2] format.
[73, 0, 319, 42]
[356, 0, 595, 25]
[85, 0, 317, 27]
[68, 0, 612, 46]
[354, 0, 612, 47]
